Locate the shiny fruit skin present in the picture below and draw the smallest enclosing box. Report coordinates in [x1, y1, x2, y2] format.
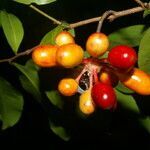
[117, 68, 150, 95]
[79, 90, 95, 115]
[92, 82, 116, 109]
[86, 32, 109, 58]
[108, 45, 137, 70]
[32, 45, 58, 67]
[56, 43, 84, 68]
[99, 67, 119, 87]
[58, 78, 78, 96]
[55, 31, 75, 46]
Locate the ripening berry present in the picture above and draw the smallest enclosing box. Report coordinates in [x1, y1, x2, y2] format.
[58, 78, 78, 96]
[99, 67, 119, 87]
[56, 43, 84, 68]
[32, 45, 58, 67]
[117, 68, 150, 95]
[79, 90, 95, 115]
[55, 31, 75, 46]
[86, 32, 109, 58]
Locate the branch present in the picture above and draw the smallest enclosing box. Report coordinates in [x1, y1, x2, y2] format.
[70, 6, 144, 28]
[29, 5, 62, 25]
[0, 2, 149, 63]
[0, 46, 38, 63]
[133, 0, 145, 8]
[29, 4, 145, 29]
[96, 10, 116, 32]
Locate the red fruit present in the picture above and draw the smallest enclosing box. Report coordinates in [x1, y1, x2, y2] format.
[91, 82, 116, 109]
[108, 45, 137, 70]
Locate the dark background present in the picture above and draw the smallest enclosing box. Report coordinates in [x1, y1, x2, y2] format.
[0, 0, 150, 149]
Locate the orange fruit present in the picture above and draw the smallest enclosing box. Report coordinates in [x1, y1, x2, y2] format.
[117, 68, 150, 95]
[56, 43, 84, 68]
[58, 78, 78, 96]
[86, 32, 109, 57]
[99, 67, 119, 87]
[55, 31, 75, 46]
[32, 45, 58, 67]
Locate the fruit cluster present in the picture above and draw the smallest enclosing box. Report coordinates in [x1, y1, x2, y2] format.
[32, 31, 150, 115]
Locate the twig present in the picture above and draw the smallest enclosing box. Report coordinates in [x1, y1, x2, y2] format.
[133, 0, 145, 8]
[70, 6, 144, 28]
[29, 4, 145, 29]
[0, 46, 38, 63]
[29, 4, 62, 25]
[96, 10, 116, 32]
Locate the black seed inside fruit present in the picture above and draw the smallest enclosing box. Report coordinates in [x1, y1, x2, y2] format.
[79, 71, 90, 90]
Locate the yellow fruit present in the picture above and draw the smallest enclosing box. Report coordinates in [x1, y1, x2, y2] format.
[56, 43, 84, 68]
[55, 31, 75, 46]
[79, 90, 95, 115]
[86, 32, 109, 57]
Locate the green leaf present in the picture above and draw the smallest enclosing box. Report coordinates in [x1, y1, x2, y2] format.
[116, 90, 140, 114]
[68, 28, 75, 37]
[12, 63, 42, 102]
[143, 9, 150, 18]
[0, 11, 24, 54]
[99, 51, 109, 59]
[138, 28, 150, 74]
[25, 59, 40, 71]
[20, 75, 42, 101]
[116, 82, 134, 94]
[0, 12, 1, 27]
[46, 90, 64, 109]
[50, 121, 70, 141]
[108, 25, 147, 49]
[0, 77, 23, 129]
[14, 0, 56, 5]
[139, 117, 150, 133]
[40, 25, 65, 45]
[84, 51, 90, 58]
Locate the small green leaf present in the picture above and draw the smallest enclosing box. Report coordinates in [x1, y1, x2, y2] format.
[138, 28, 150, 74]
[0, 77, 23, 129]
[84, 51, 90, 58]
[99, 51, 109, 59]
[68, 28, 75, 37]
[143, 9, 150, 18]
[108, 25, 147, 49]
[12, 63, 42, 102]
[50, 121, 70, 141]
[139, 117, 150, 133]
[116, 90, 140, 114]
[46, 90, 64, 109]
[116, 82, 134, 94]
[40, 25, 65, 45]
[0, 11, 24, 54]
[14, 0, 56, 5]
